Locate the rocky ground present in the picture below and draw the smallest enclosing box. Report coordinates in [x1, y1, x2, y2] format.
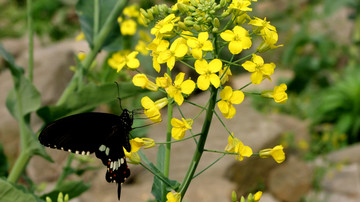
[1, 38, 360, 202]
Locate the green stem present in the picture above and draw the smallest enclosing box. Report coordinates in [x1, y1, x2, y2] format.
[7, 85, 33, 183]
[162, 69, 173, 200]
[7, 151, 31, 183]
[93, 0, 100, 41]
[179, 86, 218, 198]
[193, 153, 225, 179]
[26, 0, 33, 82]
[55, 154, 74, 188]
[57, 0, 129, 105]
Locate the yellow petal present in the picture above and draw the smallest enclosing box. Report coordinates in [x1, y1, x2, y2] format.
[174, 72, 185, 86]
[202, 41, 213, 51]
[194, 59, 208, 75]
[218, 100, 229, 115]
[229, 41, 243, 55]
[220, 30, 235, 42]
[230, 91, 244, 104]
[220, 86, 233, 100]
[252, 54, 264, 66]
[242, 61, 256, 72]
[198, 32, 209, 43]
[197, 75, 210, 91]
[180, 79, 195, 95]
[191, 48, 203, 59]
[261, 63, 276, 76]
[209, 74, 220, 88]
[251, 71, 263, 84]
[208, 59, 222, 73]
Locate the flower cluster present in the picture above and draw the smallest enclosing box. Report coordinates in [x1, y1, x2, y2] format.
[108, 0, 288, 198]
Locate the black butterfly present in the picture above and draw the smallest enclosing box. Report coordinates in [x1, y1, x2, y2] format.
[38, 109, 133, 200]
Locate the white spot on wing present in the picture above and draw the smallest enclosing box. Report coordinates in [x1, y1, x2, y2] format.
[86, 151, 90, 155]
[99, 145, 106, 151]
[105, 147, 110, 156]
[75, 150, 79, 154]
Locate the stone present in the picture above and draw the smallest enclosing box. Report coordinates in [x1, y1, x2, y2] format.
[268, 156, 312, 202]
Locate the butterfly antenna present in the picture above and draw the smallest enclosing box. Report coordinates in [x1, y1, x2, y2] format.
[114, 82, 124, 111]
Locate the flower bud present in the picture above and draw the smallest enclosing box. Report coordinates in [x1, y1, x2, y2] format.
[213, 18, 220, 28]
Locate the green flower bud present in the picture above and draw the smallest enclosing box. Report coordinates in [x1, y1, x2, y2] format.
[194, 24, 201, 31]
[178, 21, 188, 30]
[184, 20, 195, 26]
[240, 196, 246, 202]
[232, 191, 237, 202]
[213, 18, 220, 28]
[190, 0, 198, 6]
[220, 0, 227, 7]
[140, 8, 149, 19]
[212, 27, 218, 33]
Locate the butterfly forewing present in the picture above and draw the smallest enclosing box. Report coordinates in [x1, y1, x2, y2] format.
[39, 110, 133, 201]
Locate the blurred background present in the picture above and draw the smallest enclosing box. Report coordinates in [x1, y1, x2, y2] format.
[1, 0, 360, 201]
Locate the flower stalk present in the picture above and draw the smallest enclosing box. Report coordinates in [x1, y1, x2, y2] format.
[179, 86, 218, 197]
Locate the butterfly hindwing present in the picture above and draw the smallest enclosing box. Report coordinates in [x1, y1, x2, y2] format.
[39, 109, 133, 201]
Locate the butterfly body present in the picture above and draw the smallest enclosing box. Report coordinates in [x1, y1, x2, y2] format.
[39, 109, 133, 200]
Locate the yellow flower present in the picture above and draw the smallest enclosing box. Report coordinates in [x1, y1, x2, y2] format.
[167, 72, 196, 105]
[225, 135, 253, 161]
[187, 32, 213, 59]
[220, 26, 252, 55]
[75, 32, 85, 41]
[228, 0, 253, 12]
[108, 51, 140, 72]
[249, 17, 276, 36]
[261, 83, 288, 104]
[141, 96, 168, 123]
[151, 14, 180, 39]
[130, 137, 155, 152]
[219, 65, 232, 85]
[132, 74, 159, 91]
[158, 37, 188, 70]
[195, 59, 222, 91]
[242, 54, 275, 84]
[135, 40, 149, 55]
[171, 118, 193, 140]
[217, 86, 245, 119]
[254, 191, 262, 202]
[124, 148, 141, 164]
[77, 52, 86, 61]
[148, 38, 170, 72]
[166, 192, 181, 202]
[120, 19, 137, 36]
[259, 145, 285, 163]
[156, 73, 172, 89]
[123, 5, 140, 18]
[257, 30, 283, 53]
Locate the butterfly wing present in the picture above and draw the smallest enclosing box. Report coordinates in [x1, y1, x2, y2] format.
[39, 112, 122, 155]
[39, 111, 132, 201]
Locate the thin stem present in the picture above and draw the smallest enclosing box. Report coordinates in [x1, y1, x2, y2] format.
[239, 82, 252, 91]
[214, 111, 232, 135]
[26, 0, 33, 82]
[57, 0, 129, 105]
[163, 68, 173, 200]
[179, 86, 218, 197]
[55, 154, 74, 188]
[155, 133, 201, 145]
[7, 151, 31, 183]
[192, 153, 226, 179]
[93, 0, 100, 41]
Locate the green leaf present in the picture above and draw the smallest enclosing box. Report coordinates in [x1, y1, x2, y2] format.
[151, 145, 166, 201]
[37, 82, 147, 124]
[0, 179, 37, 202]
[40, 180, 90, 201]
[0, 43, 24, 84]
[6, 76, 41, 121]
[0, 144, 9, 177]
[76, 0, 123, 51]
